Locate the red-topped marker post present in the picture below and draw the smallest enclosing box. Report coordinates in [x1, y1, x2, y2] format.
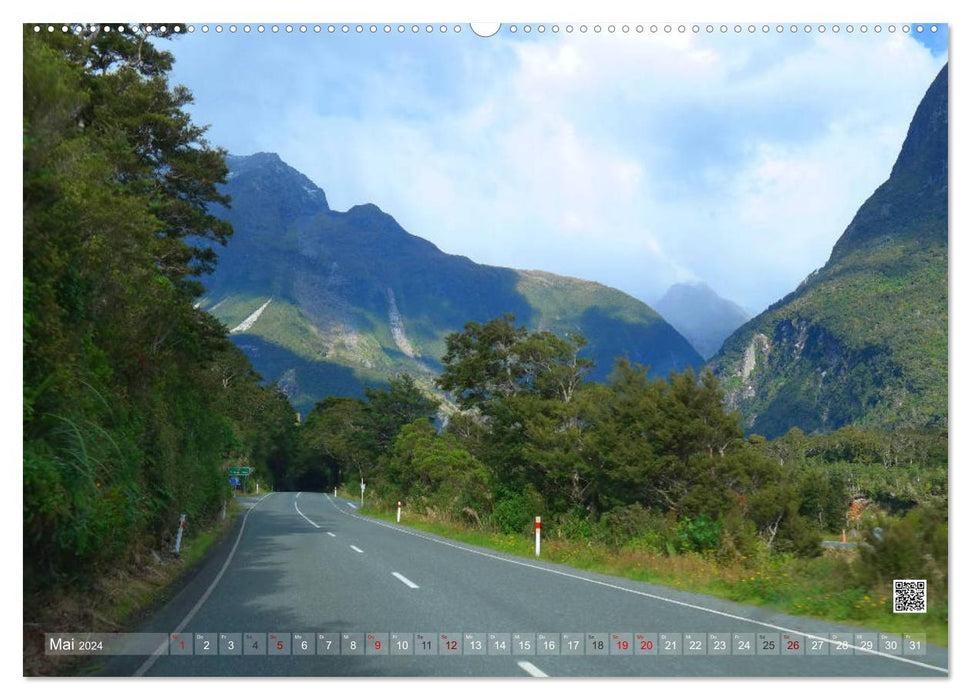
[397, 501, 402, 523]
[535, 516, 541, 557]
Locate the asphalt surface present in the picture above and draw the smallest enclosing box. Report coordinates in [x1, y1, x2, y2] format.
[90, 491, 948, 677]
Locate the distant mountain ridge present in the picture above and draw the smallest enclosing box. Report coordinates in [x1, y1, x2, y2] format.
[708, 64, 948, 438]
[654, 282, 750, 359]
[201, 153, 703, 413]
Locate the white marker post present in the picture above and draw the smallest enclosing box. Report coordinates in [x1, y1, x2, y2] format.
[397, 501, 402, 523]
[535, 516, 541, 557]
[360, 479, 366, 506]
[174, 514, 187, 554]
[334, 487, 337, 497]
[221, 501, 226, 521]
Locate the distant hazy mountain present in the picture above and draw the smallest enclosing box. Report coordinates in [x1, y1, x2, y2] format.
[654, 282, 750, 359]
[200, 153, 702, 413]
[708, 64, 947, 438]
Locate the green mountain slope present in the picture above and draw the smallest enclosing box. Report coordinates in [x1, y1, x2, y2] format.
[201, 154, 702, 413]
[708, 64, 947, 438]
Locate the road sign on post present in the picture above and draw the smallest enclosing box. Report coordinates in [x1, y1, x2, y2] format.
[228, 466, 252, 477]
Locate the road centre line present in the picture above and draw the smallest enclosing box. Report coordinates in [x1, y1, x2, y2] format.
[322, 494, 946, 675]
[517, 661, 549, 677]
[350, 545, 364, 553]
[391, 571, 420, 589]
[135, 492, 274, 676]
[294, 493, 320, 528]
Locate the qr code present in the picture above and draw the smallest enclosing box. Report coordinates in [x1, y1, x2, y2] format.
[893, 579, 927, 613]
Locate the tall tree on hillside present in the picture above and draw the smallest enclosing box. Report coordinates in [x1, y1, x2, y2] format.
[23, 25, 292, 591]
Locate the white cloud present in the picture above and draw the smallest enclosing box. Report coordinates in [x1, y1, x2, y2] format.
[174, 29, 946, 313]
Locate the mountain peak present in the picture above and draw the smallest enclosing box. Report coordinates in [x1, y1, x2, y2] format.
[346, 202, 386, 218]
[828, 63, 947, 262]
[222, 152, 330, 217]
[654, 282, 750, 359]
[203, 157, 703, 412]
[709, 65, 947, 438]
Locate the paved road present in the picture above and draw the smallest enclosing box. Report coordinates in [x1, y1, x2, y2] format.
[92, 492, 948, 677]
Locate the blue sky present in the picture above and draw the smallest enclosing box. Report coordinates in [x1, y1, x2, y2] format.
[166, 24, 947, 314]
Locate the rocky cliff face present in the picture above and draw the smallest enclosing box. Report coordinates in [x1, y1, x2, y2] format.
[708, 64, 948, 438]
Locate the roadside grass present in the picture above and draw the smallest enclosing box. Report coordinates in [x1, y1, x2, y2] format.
[359, 504, 946, 647]
[24, 499, 243, 676]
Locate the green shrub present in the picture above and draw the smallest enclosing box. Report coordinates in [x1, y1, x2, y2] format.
[716, 511, 763, 564]
[597, 503, 680, 551]
[555, 508, 595, 541]
[491, 487, 543, 535]
[677, 514, 723, 554]
[853, 506, 947, 598]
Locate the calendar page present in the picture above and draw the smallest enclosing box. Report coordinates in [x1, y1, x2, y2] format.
[22, 0, 950, 686]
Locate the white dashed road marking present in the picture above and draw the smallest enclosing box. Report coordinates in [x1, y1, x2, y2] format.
[322, 494, 946, 675]
[350, 545, 364, 553]
[391, 572, 420, 589]
[517, 661, 549, 677]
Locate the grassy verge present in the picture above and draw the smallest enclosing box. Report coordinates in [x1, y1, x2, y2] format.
[360, 504, 946, 647]
[24, 500, 244, 676]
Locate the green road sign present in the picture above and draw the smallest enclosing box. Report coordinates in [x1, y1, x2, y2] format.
[227, 466, 252, 476]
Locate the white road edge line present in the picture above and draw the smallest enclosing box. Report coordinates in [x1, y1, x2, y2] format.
[391, 571, 420, 589]
[322, 494, 946, 675]
[327, 532, 336, 537]
[350, 545, 364, 553]
[294, 493, 320, 528]
[517, 661, 549, 678]
[135, 492, 274, 677]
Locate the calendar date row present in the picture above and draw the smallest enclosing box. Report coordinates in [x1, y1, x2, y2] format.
[45, 631, 927, 657]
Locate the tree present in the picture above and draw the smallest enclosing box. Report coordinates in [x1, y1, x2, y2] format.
[385, 420, 488, 517]
[23, 26, 295, 593]
[364, 374, 440, 454]
[438, 314, 592, 409]
[300, 397, 373, 487]
[298, 375, 439, 488]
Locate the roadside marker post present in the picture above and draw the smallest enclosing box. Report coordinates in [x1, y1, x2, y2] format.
[334, 487, 337, 497]
[361, 480, 366, 506]
[174, 514, 187, 555]
[535, 516, 541, 557]
[397, 501, 402, 523]
[221, 501, 226, 520]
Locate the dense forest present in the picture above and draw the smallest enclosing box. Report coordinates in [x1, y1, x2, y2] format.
[23, 26, 296, 597]
[289, 315, 946, 606]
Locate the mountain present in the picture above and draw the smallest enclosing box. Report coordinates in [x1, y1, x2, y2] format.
[654, 282, 750, 359]
[708, 64, 948, 439]
[200, 153, 703, 414]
